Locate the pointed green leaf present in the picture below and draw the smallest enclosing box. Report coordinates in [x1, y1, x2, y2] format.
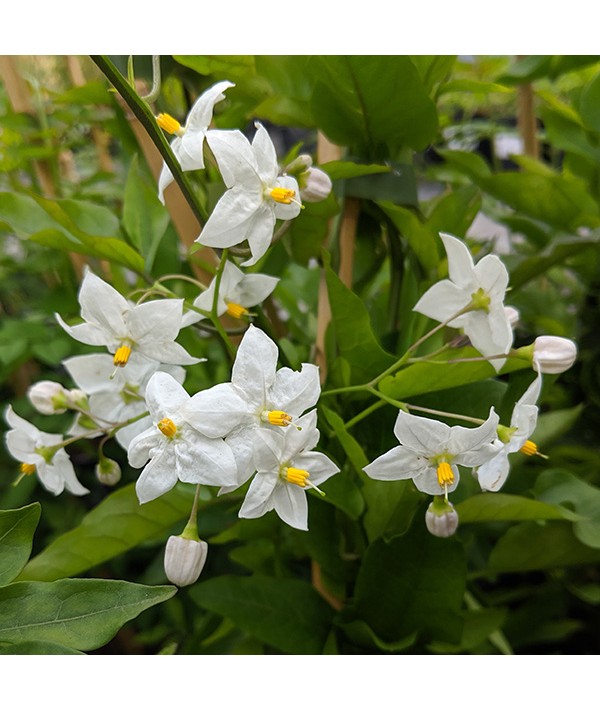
[456, 493, 573, 524]
[0, 503, 41, 586]
[189, 574, 334, 654]
[0, 579, 175, 651]
[0, 641, 83, 655]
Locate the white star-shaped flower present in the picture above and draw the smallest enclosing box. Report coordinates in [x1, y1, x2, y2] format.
[56, 269, 202, 369]
[157, 80, 234, 204]
[413, 232, 513, 371]
[4, 406, 89, 496]
[63, 353, 185, 450]
[128, 372, 238, 504]
[190, 325, 320, 488]
[364, 408, 500, 496]
[238, 410, 339, 531]
[181, 261, 279, 326]
[196, 123, 303, 267]
[475, 370, 542, 492]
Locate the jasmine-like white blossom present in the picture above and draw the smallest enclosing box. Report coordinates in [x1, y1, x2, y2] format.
[63, 353, 185, 450]
[238, 410, 339, 530]
[532, 335, 577, 374]
[475, 371, 543, 492]
[164, 535, 208, 587]
[4, 406, 89, 496]
[197, 123, 303, 266]
[364, 408, 500, 496]
[156, 80, 234, 203]
[56, 269, 201, 369]
[181, 261, 279, 326]
[191, 325, 320, 488]
[27, 380, 70, 415]
[128, 372, 238, 504]
[414, 232, 513, 371]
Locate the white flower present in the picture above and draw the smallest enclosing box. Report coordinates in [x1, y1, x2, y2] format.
[164, 535, 208, 587]
[475, 371, 542, 492]
[364, 408, 500, 496]
[238, 410, 339, 531]
[196, 123, 303, 267]
[413, 232, 513, 371]
[63, 353, 185, 450]
[56, 269, 201, 369]
[27, 380, 69, 415]
[532, 336, 577, 374]
[191, 325, 320, 488]
[128, 372, 238, 504]
[299, 167, 333, 203]
[181, 261, 279, 326]
[157, 80, 234, 204]
[4, 406, 89, 496]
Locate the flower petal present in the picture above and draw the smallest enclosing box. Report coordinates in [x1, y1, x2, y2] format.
[78, 269, 129, 337]
[271, 175, 302, 221]
[413, 280, 471, 324]
[55, 315, 111, 347]
[238, 470, 279, 519]
[63, 353, 117, 393]
[271, 482, 309, 530]
[231, 325, 278, 408]
[233, 272, 279, 307]
[144, 371, 190, 421]
[185, 383, 250, 437]
[393, 410, 451, 455]
[242, 204, 276, 267]
[476, 448, 511, 492]
[205, 128, 257, 188]
[176, 430, 238, 487]
[135, 443, 179, 504]
[252, 123, 278, 183]
[280, 409, 320, 462]
[197, 185, 262, 249]
[414, 465, 460, 495]
[128, 299, 184, 344]
[474, 254, 509, 301]
[269, 363, 320, 417]
[185, 81, 235, 133]
[449, 408, 499, 458]
[54, 451, 90, 496]
[128, 427, 161, 468]
[440, 232, 475, 288]
[294, 451, 339, 486]
[364, 445, 429, 481]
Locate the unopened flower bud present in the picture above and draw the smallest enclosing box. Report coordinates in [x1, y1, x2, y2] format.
[164, 535, 208, 587]
[533, 336, 577, 374]
[27, 380, 69, 414]
[504, 306, 520, 328]
[95, 457, 121, 486]
[299, 167, 333, 202]
[284, 154, 313, 175]
[425, 498, 459, 538]
[66, 388, 88, 409]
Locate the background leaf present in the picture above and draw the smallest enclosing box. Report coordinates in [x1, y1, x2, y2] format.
[0, 503, 41, 586]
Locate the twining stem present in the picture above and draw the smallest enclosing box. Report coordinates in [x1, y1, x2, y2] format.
[210, 249, 236, 357]
[156, 274, 208, 290]
[406, 403, 485, 425]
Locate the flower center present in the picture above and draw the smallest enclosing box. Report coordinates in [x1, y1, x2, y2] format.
[113, 344, 132, 367]
[269, 187, 297, 204]
[225, 301, 249, 319]
[20, 462, 36, 476]
[285, 467, 309, 487]
[436, 461, 455, 488]
[261, 410, 292, 427]
[470, 287, 491, 313]
[157, 417, 178, 438]
[156, 113, 184, 136]
[520, 440, 538, 456]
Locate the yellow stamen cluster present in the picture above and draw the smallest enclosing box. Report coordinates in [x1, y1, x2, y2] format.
[269, 187, 296, 204]
[20, 462, 36, 476]
[225, 302, 249, 319]
[157, 417, 177, 438]
[156, 113, 183, 135]
[113, 345, 132, 367]
[285, 467, 310, 487]
[520, 440, 538, 457]
[436, 462, 455, 488]
[262, 410, 292, 427]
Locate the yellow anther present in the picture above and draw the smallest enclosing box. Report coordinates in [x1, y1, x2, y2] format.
[436, 461, 455, 488]
[285, 467, 310, 487]
[520, 440, 538, 457]
[269, 187, 296, 204]
[20, 462, 36, 476]
[113, 345, 132, 367]
[156, 113, 183, 135]
[262, 410, 292, 427]
[225, 302, 249, 319]
[157, 417, 177, 438]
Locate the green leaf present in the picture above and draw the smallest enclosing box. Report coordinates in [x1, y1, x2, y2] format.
[579, 72, 600, 133]
[0, 579, 175, 651]
[336, 617, 417, 652]
[321, 406, 368, 473]
[344, 164, 418, 206]
[325, 258, 395, 383]
[123, 154, 170, 272]
[349, 524, 466, 643]
[173, 55, 256, 81]
[439, 79, 514, 95]
[0, 641, 83, 655]
[321, 161, 391, 180]
[456, 493, 573, 524]
[379, 347, 530, 401]
[36, 196, 122, 239]
[189, 574, 334, 654]
[361, 479, 423, 543]
[287, 192, 338, 265]
[0, 191, 58, 237]
[310, 56, 438, 157]
[489, 522, 600, 572]
[254, 55, 316, 127]
[0, 503, 41, 586]
[17, 483, 195, 582]
[379, 202, 439, 273]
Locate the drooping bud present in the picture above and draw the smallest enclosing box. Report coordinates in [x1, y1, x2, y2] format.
[504, 306, 520, 328]
[27, 380, 69, 415]
[532, 336, 577, 374]
[425, 498, 459, 538]
[164, 535, 208, 587]
[299, 167, 333, 203]
[96, 457, 122, 486]
[66, 388, 88, 409]
[284, 154, 313, 175]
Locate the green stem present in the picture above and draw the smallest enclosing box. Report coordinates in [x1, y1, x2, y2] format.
[209, 249, 235, 357]
[406, 404, 484, 425]
[181, 485, 201, 540]
[345, 400, 386, 430]
[90, 55, 209, 224]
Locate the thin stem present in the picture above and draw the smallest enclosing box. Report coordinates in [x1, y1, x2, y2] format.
[181, 485, 201, 539]
[209, 249, 235, 357]
[156, 273, 208, 290]
[345, 400, 386, 430]
[140, 55, 162, 103]
[406, 404, 485, 425]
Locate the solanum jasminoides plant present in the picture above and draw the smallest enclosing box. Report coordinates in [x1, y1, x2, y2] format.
[0, 54, 597, 657]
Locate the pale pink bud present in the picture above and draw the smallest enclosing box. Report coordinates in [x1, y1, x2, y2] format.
[164, 535, 208, 587]
[533, 336, 577, 374]
[425, 501, 459, 538]
[504, 306, 520, 327]
[95, 458, 122, 486]
[300, 167, 332, 202]
[27, 380, 69, 415]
